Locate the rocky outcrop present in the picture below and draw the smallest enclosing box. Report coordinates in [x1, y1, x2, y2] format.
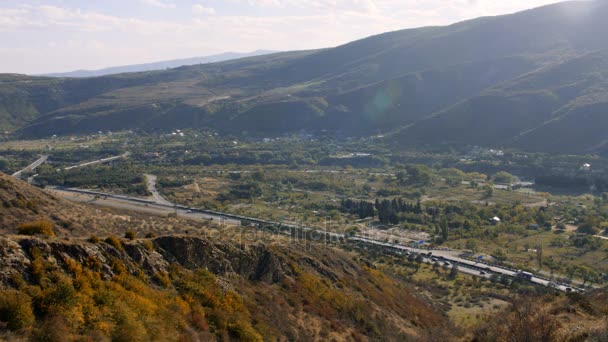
[0, 235, 290, 286]
[153, 236, 289, 282]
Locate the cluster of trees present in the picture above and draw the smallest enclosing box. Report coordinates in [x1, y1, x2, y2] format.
[340, 199, 375, 219]
[375, 198, 423, 224]
[396, 165, 433, 186]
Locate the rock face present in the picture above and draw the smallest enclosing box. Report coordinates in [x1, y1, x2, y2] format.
[0, 235, 290, 285]
[153, 236, 289, 282]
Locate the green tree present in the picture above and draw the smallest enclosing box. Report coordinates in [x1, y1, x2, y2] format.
[577, 215, 600, 235]
[440, 217, 449, 241]
[484, 184, 494, 198]
[404, 165, 433, 186]
[492, 171, 516, 184]
[465, 239, 477, 252]
[0, 156, 8, 172]
[535, 244, 543, 268]
[449, 264, 459, 279]
[493, 248, 507, 263]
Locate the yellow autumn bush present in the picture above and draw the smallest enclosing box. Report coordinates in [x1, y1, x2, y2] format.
[17, 220, 55, 237]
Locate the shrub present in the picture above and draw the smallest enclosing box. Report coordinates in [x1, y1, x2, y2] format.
[17, 220, 55, 237]
[88, 235, 100, 243]
[105, 236, 124, 251]
[0, 290, 35, 331]
[124, 230, 136, 240]
[85, 256, 103, 272]
[142, 240, 154, 252]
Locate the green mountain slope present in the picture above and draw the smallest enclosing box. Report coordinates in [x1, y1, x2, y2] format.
[394, 50, 608, 152]
[2, 1, 608, 153]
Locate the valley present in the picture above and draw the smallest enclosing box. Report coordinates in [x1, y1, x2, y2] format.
[3, 1, 608, 341]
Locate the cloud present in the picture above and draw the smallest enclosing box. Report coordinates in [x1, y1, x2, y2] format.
[1, 0, 566, 74]
[192, 4, 216, 15]
[139, 0, 176, 9]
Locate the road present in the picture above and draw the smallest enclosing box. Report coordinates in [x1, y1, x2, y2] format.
[12, 155, 48, 179]
[49, 186, 585, 293]
[48, 188, 240, 226]
[144, 174, 174, 206]
[64, 152, 130, 171]
[594, 235, 608, 241]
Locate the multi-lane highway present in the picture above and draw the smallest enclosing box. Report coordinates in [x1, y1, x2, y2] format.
[49, 185, 585, 293]
[63, 152, 130, 171]
[12, 155, 48, 179]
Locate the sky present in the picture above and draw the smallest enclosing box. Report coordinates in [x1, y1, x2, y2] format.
[0, 0, 567, 74]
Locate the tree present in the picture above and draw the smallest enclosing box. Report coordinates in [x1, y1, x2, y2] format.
[493, 248, 507, 263]
[440, 217, 449, 241]
[484, 185, 494, 198]
[535, 244, 543, 268]
[577, 215, 600, 235]
[404, 165, 433, 186]
[0, 156, 8, 172]
[465, 239, 477, 252]
[440, 168, 466, 187]
[492, 171, 516, 184]
[396, 170, 407, 185]
[449, 264, 459, 279]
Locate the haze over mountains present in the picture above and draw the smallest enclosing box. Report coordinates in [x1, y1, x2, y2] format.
[2, 0, 608, 154]
[41, 50, 278, 78]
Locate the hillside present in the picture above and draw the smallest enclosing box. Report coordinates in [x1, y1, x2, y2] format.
[2, 1, 608, 153]
[393, 50, 608, 153]
[42, 50, 278, 78]
[0, 172, 208, 237]
[0, 173, 451, 341]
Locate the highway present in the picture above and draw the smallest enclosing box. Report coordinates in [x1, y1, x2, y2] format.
[12, 155, 48, 179]
[49, 186, 585, 293]
[349, 236, 579, 292]
[63, 152, 130, 171]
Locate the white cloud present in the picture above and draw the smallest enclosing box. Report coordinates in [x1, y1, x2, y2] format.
[0, 0, 567, 74]
[192, 4, 216, 15]
[139, 0, 176, 9]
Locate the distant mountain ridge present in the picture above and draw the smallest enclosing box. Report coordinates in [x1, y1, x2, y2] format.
[41, 50, 278, 78]
[3, 1, 608, 154]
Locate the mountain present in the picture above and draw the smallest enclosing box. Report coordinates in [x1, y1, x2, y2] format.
[41, 50, 278, 78]
[2, 1, 608, 153]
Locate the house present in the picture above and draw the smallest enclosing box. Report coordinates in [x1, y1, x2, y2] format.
[580, 163, 592, 171]
[490, 217, 501, 224]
